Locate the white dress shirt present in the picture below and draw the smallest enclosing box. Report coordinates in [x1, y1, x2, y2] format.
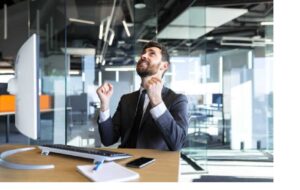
[99, 88, 167, 123]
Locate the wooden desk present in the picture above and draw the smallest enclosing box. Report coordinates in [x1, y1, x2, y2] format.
[0, 144, 180, 182]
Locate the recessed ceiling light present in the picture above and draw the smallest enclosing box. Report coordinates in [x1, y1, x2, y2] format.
[185, 42, 192, 46]
[134, 0, 146, 9]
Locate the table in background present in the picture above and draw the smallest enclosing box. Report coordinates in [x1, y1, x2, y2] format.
[0, 108, 71, 143]
[0, 111, 14, 143]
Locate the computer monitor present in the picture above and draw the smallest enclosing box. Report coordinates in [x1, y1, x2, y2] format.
[212, 93, 223, 105]
[1, 34, 54, 170]
[7, 33, 40, 140]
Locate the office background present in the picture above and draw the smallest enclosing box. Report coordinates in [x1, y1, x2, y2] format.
[0, 0, 273, 181]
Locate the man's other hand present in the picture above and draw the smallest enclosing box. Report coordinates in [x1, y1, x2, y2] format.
[96, 82, 113, 111]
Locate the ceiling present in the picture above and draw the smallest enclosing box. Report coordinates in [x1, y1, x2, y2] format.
[0, 0, 273, 68]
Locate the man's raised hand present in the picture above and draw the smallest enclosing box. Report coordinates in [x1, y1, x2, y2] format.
[96, 82, 113, 111]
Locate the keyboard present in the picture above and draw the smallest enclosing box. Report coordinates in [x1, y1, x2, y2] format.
[38, 144, 132, 162]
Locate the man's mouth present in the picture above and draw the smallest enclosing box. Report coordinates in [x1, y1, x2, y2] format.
[138, 60, 148, 67]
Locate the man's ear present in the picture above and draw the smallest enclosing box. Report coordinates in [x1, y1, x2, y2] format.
[160, 61, 169, 71]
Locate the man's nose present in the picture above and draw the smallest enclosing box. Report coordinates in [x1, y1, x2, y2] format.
[141, 53, 147, 60]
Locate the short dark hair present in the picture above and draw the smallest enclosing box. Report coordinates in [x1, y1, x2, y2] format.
[143, 41, 170, 64]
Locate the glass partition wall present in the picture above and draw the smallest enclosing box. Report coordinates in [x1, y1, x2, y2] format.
[177, 1, 274, 167]
[0, 0, 67, 145]
[1, 0, 273, 177]
[64, 0, 136, 147]
[210, 2, 273, 159]
[159, 2, 209, 171]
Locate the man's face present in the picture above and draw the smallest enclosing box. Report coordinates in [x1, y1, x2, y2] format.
[136, 47, 165, 78]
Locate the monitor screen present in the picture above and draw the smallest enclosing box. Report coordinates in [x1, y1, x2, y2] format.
[7, 33, 40, 140]
[212, 93, 223, 105]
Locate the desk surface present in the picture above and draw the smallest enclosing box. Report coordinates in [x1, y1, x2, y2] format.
[0, 111, 15, 116]
[0, 144, 180, 182]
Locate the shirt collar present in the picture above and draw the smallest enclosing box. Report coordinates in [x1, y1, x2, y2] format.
[139, 87, 146, 93]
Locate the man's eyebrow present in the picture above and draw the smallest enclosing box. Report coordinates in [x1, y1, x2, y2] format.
[141, 48, 155, 54]
[146, 48, 157, 53]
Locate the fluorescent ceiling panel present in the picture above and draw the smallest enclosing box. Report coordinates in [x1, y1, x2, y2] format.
[61, 48, 95, 55]
[157, 26, 214, 39]
[157, 7, 248, 39]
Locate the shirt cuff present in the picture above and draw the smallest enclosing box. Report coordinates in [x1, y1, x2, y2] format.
[150, 102, 167, 120]
[99, 109, 110, 123]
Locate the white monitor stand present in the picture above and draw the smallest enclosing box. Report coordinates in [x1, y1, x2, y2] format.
[0, 147, 54, 170]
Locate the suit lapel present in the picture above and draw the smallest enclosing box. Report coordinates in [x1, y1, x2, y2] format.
[122, 91, 140, 144]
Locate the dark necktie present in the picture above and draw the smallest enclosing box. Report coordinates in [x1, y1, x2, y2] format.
[127, 90, 146, 148]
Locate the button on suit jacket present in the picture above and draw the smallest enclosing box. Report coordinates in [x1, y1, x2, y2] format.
[98, 87, 189, 151]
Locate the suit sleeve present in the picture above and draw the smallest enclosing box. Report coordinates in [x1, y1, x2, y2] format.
[98, 98, 123, 146]
[153, 94, 189, 151]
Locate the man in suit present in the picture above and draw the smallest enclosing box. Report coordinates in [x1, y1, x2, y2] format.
[96, 41, 188, 151]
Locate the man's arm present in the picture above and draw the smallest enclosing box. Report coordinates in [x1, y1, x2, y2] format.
[145, 77, 189, 151]
[96, 82, 120, 146]
[97, 97, 124, 146]
[98, 116, 120, 146]
[152, 94, 189, 151]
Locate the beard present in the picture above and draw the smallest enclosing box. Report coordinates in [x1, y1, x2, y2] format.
[136, 60, 160, 78]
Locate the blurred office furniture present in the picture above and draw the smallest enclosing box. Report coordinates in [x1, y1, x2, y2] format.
[0, 95, 52, 112]
[181, 114, 209, 172]
[0, 95, 52, 143]
[0, 111, 14, 143]
[67, 93, 88, 126]
[212, 93, 223, 109]
[181, 101, 224, 172]
[0, 83, 8, 94]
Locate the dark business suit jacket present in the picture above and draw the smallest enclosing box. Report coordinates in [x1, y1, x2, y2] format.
[98, 87, 189, 151]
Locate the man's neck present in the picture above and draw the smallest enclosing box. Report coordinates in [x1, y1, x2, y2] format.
[141, 76, 150, 88]
[141, 75, 162, 88]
